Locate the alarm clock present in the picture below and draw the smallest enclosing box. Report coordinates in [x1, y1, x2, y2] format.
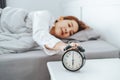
[62, 45, 86, 72]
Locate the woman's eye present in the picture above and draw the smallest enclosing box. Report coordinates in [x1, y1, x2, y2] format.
[68, 24, 71, 27]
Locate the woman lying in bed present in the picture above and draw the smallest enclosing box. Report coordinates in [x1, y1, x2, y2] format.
[31, 11, 89, 55]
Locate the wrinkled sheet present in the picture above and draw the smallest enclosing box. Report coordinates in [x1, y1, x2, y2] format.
[0, 7, 37, 54]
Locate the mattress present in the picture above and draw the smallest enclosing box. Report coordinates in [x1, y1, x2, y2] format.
[0, 40, 119, 80]
[80, 40, 120, 59]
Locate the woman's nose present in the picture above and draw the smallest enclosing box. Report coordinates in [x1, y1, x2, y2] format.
[63, 27, 67, 33]
[64, 27, 71, 33]
[67, 28, 72, 33]
[65, 28, 68, 32]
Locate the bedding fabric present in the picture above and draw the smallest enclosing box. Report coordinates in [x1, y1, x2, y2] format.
[0, 40, 119, 80]
[62, 28, 100, 43]
[0, 7, 38, 54]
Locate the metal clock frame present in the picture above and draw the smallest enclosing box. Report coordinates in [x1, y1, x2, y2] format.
[62, 48, 86, 72]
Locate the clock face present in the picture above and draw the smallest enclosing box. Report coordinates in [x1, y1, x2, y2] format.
[62, 50, 83, 71]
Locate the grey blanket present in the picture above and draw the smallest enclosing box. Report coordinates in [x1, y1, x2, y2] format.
[0, 7, 37, 54]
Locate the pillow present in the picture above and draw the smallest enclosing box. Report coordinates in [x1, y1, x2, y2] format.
[61, 28, 100, 43]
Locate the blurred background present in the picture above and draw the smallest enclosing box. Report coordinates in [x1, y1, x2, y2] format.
[6, 0, 120, 49]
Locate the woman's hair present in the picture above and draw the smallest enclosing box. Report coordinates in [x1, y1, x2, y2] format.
[55, 16, 89, 32]
[64, 16, 89, 32]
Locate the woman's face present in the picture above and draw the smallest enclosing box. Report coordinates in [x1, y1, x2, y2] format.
[53, 19, 79, 39]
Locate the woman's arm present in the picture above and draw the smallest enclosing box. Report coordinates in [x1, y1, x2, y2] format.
[45, 41, 79, 51]
[45, 41, 66, 50]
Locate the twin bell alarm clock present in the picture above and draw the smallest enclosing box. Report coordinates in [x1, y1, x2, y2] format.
[62, 45, 86, 72]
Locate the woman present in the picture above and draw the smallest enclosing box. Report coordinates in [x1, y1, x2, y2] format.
[31, 11, 89, 55]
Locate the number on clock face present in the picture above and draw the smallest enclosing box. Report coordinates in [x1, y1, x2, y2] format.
[63, 51, 83, 71]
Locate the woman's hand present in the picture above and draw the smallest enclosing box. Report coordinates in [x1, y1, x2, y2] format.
[53, 41, 67, 51]
[69, 42, 79, 47]
[65, 42, 79, 50]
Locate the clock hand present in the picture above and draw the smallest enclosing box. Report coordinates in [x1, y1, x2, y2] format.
[72, 52, 74, 68]
[73, 52, 74, 66]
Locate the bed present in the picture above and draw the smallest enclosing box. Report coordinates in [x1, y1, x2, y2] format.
[0, 39, 119, 80]
[0, 3, 120, 80]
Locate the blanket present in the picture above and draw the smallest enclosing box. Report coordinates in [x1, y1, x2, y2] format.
[0, 7, 37, 54]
